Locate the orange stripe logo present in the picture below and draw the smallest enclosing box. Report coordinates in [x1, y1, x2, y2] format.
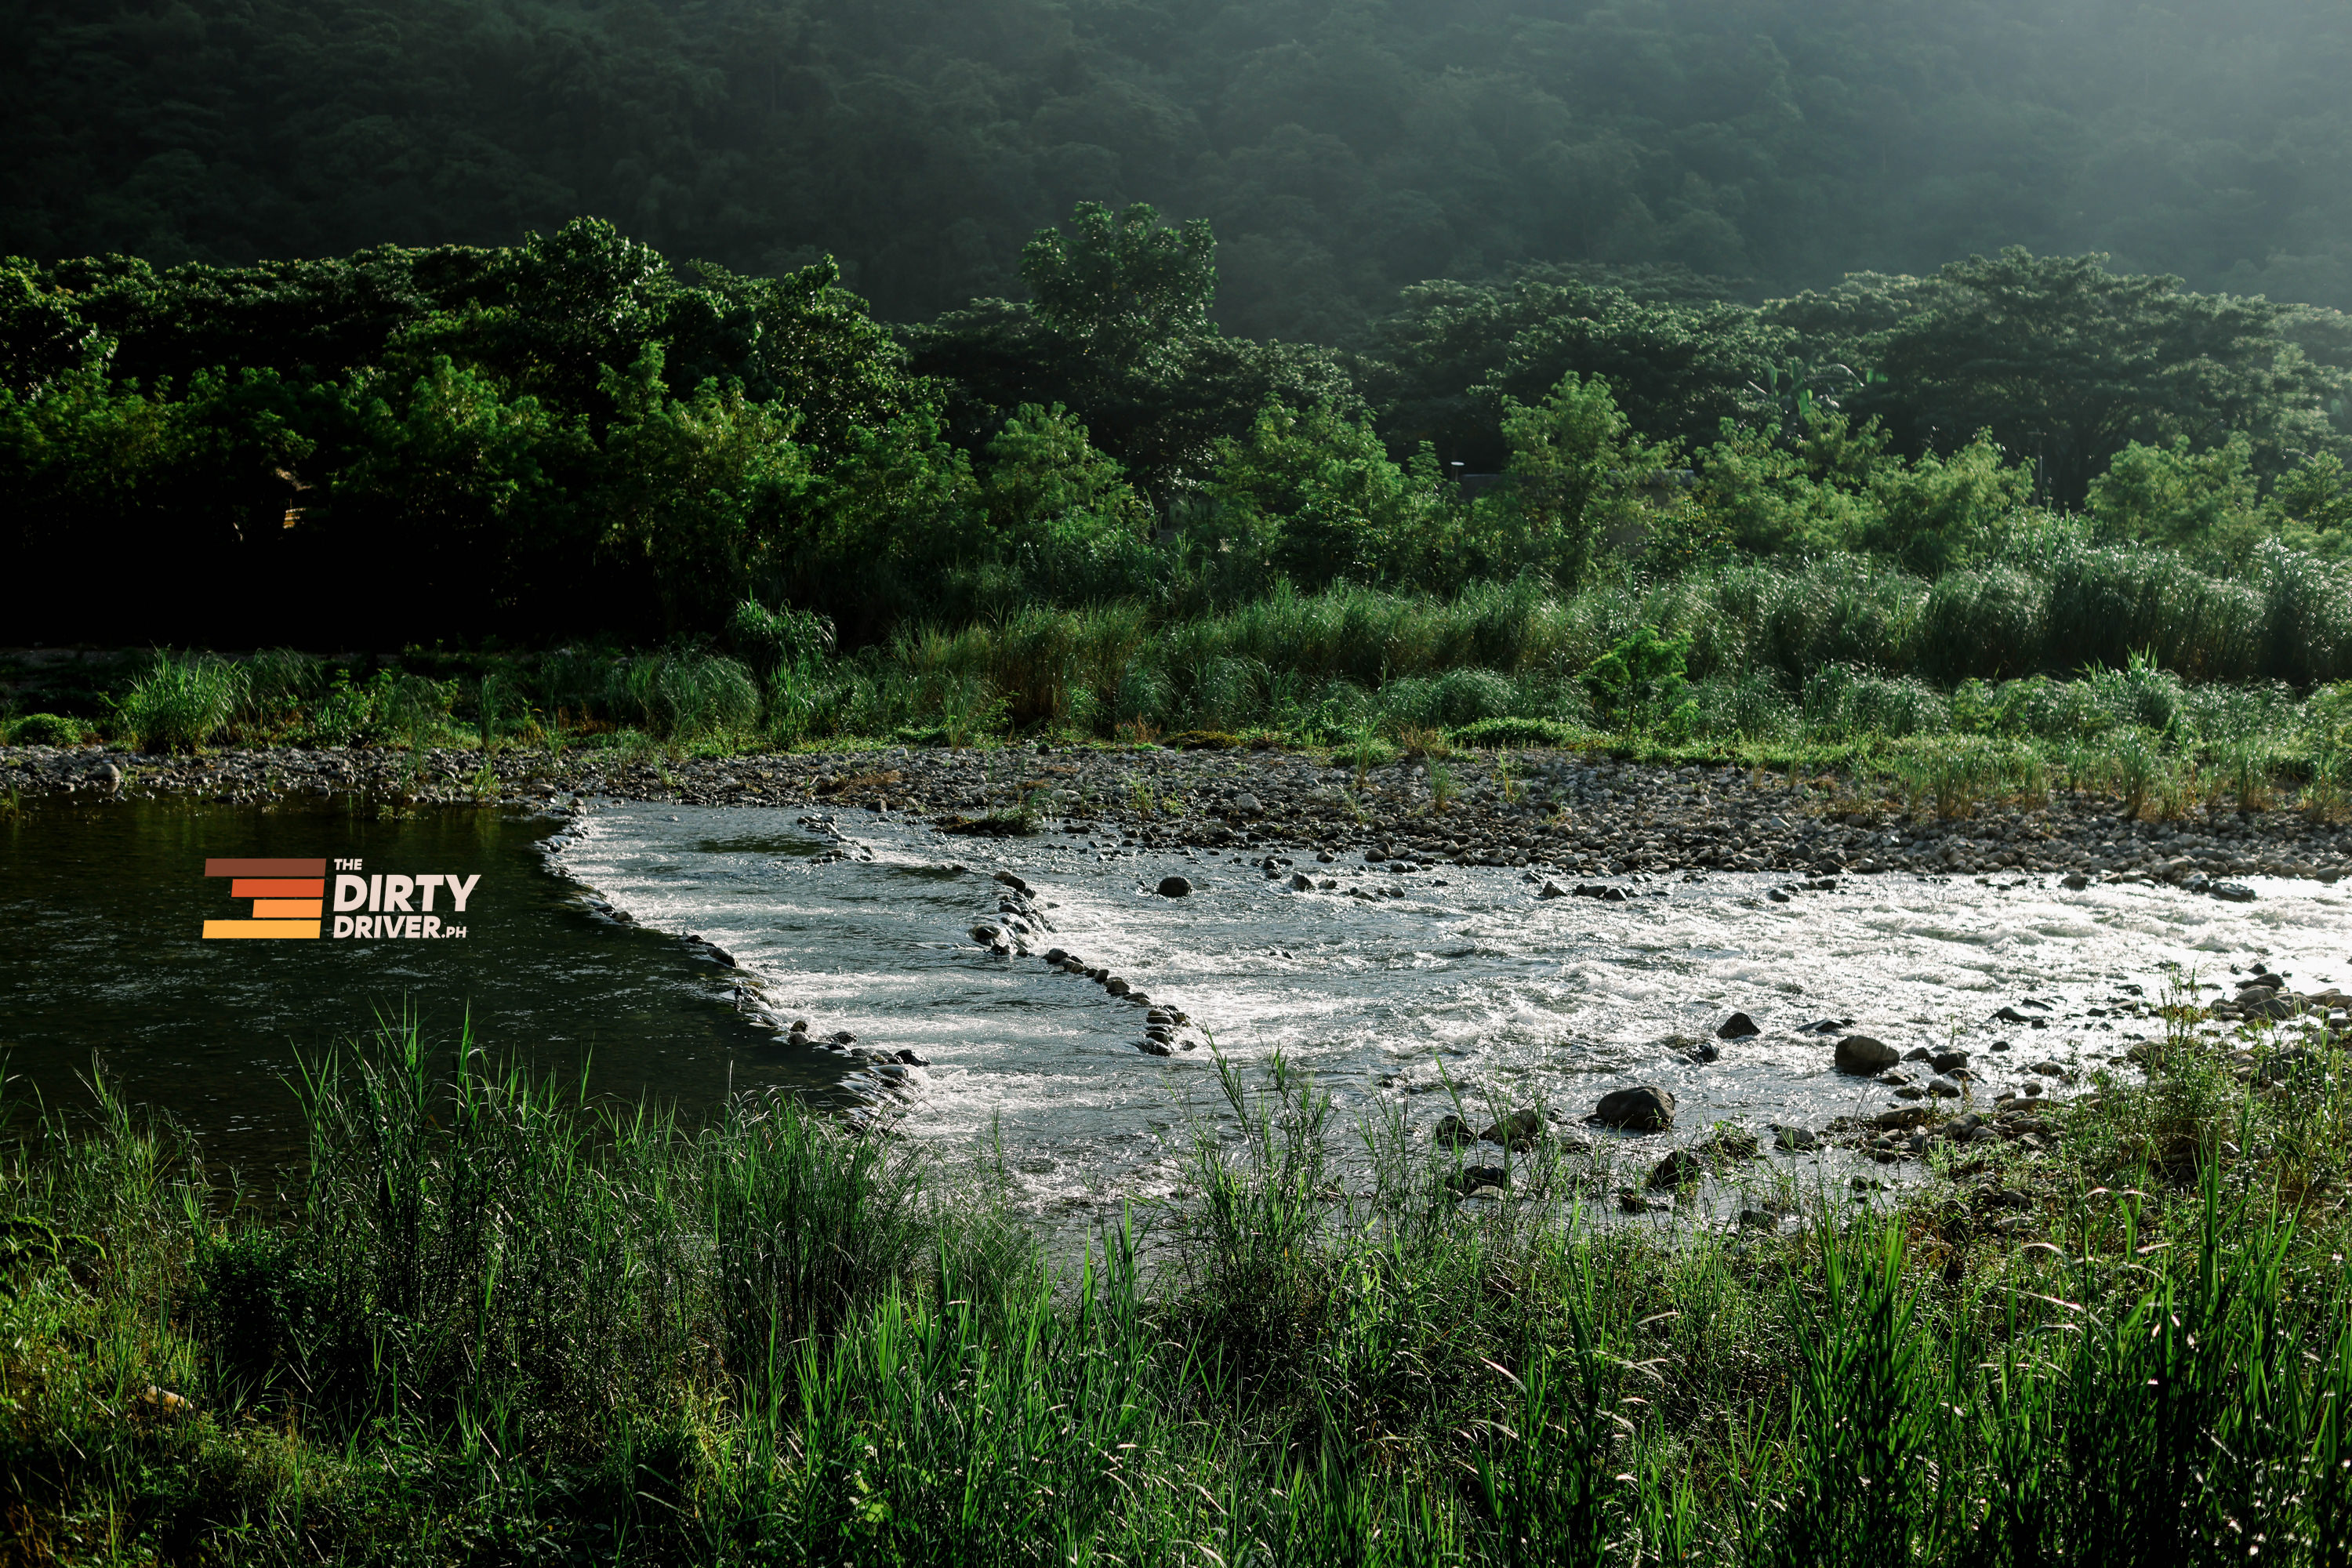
[201, 858, 326, 938]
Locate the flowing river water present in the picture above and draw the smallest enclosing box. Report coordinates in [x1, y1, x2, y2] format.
[6, 797, 2348, 1211]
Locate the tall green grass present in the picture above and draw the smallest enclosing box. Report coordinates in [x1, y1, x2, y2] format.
[49, 532, 2352, 767]
[6, 1022, 2352, 1561]
[115, 648, 246, 752]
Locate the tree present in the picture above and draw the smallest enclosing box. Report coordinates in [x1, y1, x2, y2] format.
[1495, 372, 1674, 590]
[1773, 251, 2347, 506]
[1359, 268, 1784, 471]
[902, 202, 1357, 500]
[1020, 201, 1215, 354]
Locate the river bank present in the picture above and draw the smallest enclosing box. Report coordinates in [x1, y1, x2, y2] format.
[13, 737, 2352, 891]
[2, 1008, 2347, 1566]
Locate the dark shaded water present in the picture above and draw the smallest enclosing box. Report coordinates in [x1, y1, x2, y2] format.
[0, 798, 844, 1163]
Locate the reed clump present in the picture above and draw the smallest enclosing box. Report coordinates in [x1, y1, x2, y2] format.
[114, 649, 246, 753]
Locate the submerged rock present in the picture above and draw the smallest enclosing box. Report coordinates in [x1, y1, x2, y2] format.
[1445, 1163, 1510, 1195]
[1592, 1084, 1676, 1131]
[1480, 1108, 1545, 1150]
[1647, 1149, 1706, 1190]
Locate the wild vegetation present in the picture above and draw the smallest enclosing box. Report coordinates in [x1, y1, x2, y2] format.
[4, 211, 2352, 800]
[5, 200, 2350, 648]
[5, 1007, 2350, 1563]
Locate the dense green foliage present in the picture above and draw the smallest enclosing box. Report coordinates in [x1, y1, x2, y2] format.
[6, 201, 2352, 655]
[9, 0, 2352, 342]
[5, 1016, 2352, 1563]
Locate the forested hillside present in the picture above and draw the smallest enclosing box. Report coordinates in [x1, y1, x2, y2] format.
[5, 0, 2352, 341]
[6, 206, 2350, 648]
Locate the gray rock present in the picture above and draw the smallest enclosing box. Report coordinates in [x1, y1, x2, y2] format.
[1231, 793, 1261, 815]
[1156, 875, 1192, 898]
[1771, 1123, 1820, 1152]
[1290, 872, 1316, 891]
[1592, 1085, 1676, 1131]
[969, 924, 1003, 946]
[1537, 879, 1567, 898]
[1104, 977, 1131, 996]
[1445, 1163, 1510, 1195]
[993, 870, 1032, 895]
[1433, 1114, 1475, 1148]
[2212, 881, 2257, 902]
[1480, 1109, 1545, 1150]
[1716, 1011, 1761, 1040]
[1835, 1035, 1900, 1075]
[1647, 1149, 1706, 1190]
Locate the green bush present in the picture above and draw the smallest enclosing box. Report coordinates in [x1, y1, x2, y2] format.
[4, 711, 87, 746]
[728, 597, 836, 680]
[1582, 626, 1695, 735]
[1432, 666, 1517, 727]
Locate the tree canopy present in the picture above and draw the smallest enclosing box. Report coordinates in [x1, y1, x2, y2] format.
[6, 0, 2352, 347]
[5, 202, 2351, 650]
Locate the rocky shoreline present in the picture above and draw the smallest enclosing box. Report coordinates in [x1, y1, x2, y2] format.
[13, 739, 2352, 892]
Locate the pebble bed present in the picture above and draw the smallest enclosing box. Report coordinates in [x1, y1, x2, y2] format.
[12, 740, 2352, 889]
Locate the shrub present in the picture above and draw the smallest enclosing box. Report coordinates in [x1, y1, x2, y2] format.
[242, 648, 325, 725]
[1583, 626, 1695, 735]
[5, 711, 86, 746]
[612, 652, 761, 740]
[1432, 666, 1517, 727]
[728, 597, 836, 680]
[1689, 672, 1795, 740]
[118, 650, 246, 752]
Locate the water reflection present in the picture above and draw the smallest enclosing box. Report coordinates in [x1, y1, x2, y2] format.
[0, 797, 846, 1164]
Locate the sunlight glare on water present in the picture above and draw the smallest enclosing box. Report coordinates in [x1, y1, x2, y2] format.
[555, 802, 2352, 1210]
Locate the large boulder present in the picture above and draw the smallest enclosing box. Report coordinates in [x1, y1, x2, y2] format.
[1591, 1085, 1676, 1132]
[1834, 1034, 1900, 1075]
